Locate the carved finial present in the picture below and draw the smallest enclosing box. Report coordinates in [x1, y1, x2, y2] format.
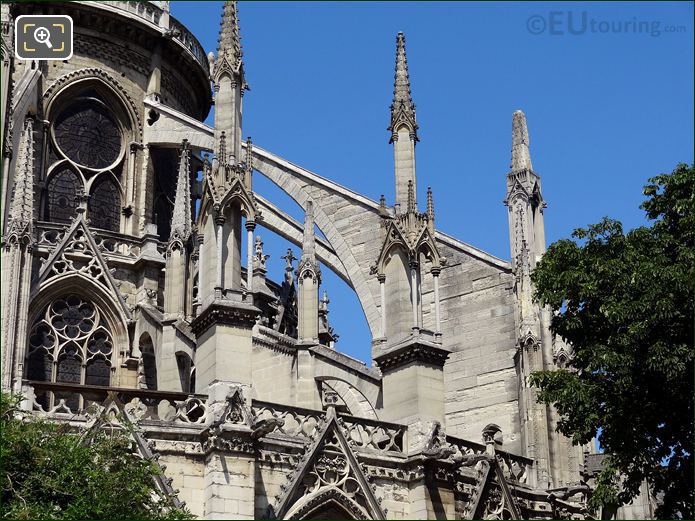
[389, 31, 418, 142]
[426, 186, 434, 220]
[281, 249, 297, 283]
[511, 110, 533, 171]
[320, 290, 329, 312]
[406, 180, 417, 213]
[245, 136, 253, 171]
[217, 130, 227, 167]
[169, 140, 192, 244]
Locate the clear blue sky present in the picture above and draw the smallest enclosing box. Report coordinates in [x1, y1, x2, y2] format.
[173, 1, 694, 365]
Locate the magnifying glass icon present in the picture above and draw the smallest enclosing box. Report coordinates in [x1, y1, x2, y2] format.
[34, 26, 53, 49]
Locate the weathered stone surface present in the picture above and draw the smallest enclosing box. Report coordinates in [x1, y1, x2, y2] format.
[0, 1, 642, 519]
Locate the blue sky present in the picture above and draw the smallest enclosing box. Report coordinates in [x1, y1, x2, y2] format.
[173, 1, 694, 364]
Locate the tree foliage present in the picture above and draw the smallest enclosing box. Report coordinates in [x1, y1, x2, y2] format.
[0, 393, 193, 520]
[529, 163, 694, 519]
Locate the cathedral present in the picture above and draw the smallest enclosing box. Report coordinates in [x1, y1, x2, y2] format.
[0, 2, 652, 519]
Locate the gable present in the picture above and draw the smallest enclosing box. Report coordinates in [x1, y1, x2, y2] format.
[271, 410, 385, 520]
[37, 214, 132, 320]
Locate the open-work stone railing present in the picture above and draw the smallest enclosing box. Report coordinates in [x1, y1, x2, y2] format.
[446, 435, 533, 484]
[24, 381, 208, 425]
[252, 400, 324, 439]
[340, 414, 406, 455]
[36, 222, 169, 260]
[252, 401, 407, 455]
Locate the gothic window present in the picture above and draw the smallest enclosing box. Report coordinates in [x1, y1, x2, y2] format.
[46, 168, 82, 224]
[26, 295, 115, 411]
[139, 336, 157, 391]
[88, 175, 121, 231]
[54, 99, 122, 170]
[176, 353, 192, 393]
[44, 89, 128, 229]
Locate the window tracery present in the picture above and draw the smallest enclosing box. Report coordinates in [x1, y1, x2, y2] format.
[44, 89, 127, 230]
[46, 167, 82, 224]
[27, 295, 114, 410]
[54, 98, 122, 170]
[88, 175, 121, 231]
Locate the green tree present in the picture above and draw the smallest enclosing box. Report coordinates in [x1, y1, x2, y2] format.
[529, 163, 694, 519]
[0, 393, 193, 520]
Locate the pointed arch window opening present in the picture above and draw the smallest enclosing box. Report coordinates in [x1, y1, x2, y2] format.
[139, 335, 158, 391]
[26, 295, 115, 412]
[88, 174, 122, 232]
[45, 90, 127, 231]
[45, 166, 83, 224]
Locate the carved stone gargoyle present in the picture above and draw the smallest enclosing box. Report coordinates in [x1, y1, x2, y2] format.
[421, 421, 457, 461]
[251, 417, 284, 440]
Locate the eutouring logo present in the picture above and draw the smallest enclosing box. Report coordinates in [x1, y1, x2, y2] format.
[526, 11, 687, 37]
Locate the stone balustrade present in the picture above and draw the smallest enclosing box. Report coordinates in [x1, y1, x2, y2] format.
[24, 380, 208, 424]
[95, 1, 210, 76]
[252, 400, 324, 439]
[36, 221, 168, 260]
[446, 435, 533, 484]
[339, 414, 407, 454]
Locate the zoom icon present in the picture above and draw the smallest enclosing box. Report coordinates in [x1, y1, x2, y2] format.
[15, 15, 73, 60]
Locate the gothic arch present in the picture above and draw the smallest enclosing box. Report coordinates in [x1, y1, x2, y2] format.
[29, 274, 130, 359]
[43, 68, 142, 140]
[139, 332, 157, 390]
[86, 172, 123, 232]
[26, 276, 130, 394]
[43, 162, 85, 224]
[285, 487, 372, 520]
[319, 378, 378, 419]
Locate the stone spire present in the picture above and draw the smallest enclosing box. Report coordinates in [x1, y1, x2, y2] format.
[389, 32, 418, 213]
[5, 117, 35, 243]
[169, 140, 192, 245]
[297, 201, 320, 282]
[426, 186, 435, 220]
[218, 130, 228, 167]
[511, 110, 533, 172]
[389, 32, 418, 141]
[216, 0, 243, 75]
[208, 0, 248, 171]
[406, 180, 417, 214]
[297, 202, 320, 344]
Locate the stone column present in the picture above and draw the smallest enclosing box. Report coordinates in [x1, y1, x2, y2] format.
[379, 274, 386, 338]
[410, 261, 419, 330]
[432, 268, 441, 335]
[245, 221, 254, 293]
[214, 216, 224, 298]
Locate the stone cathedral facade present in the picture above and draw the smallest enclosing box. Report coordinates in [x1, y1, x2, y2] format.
[0, 2, 651, 519]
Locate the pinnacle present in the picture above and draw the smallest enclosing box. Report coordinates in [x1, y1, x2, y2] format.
[511, 110, 533, 172]
[217, 1, 242, 62]
[169, 140, 192, 243]
[389, 31, 418, 139]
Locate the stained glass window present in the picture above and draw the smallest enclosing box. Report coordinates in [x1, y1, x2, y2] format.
[88, 175, 121, 231]
[46, 168, 82, 224]
[54, 99, 122, 170]
[26, 295, 115, 411]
